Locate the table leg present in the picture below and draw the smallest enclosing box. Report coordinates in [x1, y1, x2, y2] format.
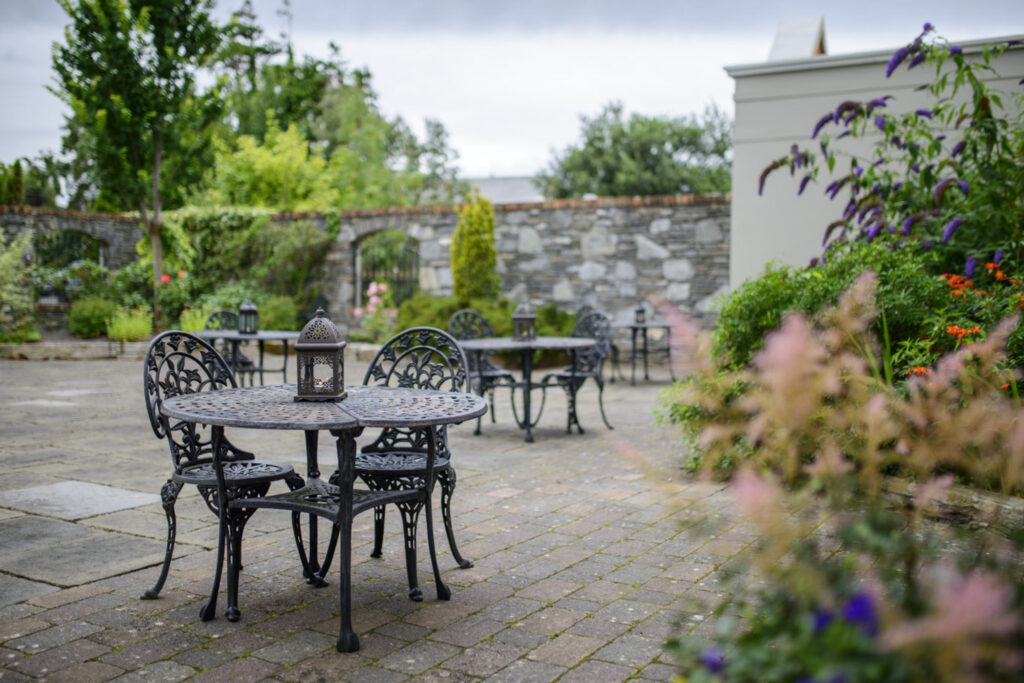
[282, 341, 290, 383]
[200, 426, 228, 622]
[258, 340, 265, 386]
[295, 430, 329, 587]
[522, 349, 534, 443]
[473, 350, 485, 436]
[630, 328, 639, 386]
[330, 429, 359, 652]
[642, 328, 650, 381]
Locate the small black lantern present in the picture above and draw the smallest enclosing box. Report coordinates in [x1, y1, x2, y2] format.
[238, 299, 259, 335]
[512, 302, 536, 341]
[635, 303, 646, 324]
[295, 308, 347, 401]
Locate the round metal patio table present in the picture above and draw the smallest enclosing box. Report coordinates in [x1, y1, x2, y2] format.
[612, 322, 675, 385]
[161, 383, 486, 652]
[196, 330, 300, 385]
[458, 336, 595, 443]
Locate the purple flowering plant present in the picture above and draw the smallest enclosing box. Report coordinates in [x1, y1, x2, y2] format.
[760, 25, 1024, 275]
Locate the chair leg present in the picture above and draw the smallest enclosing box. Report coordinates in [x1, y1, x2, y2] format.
[371, 506, 385, 558]
[141, 479, 182, 600]
[596, 379, 614, 430]
[488, 386, 497, 423]
[438, 469, 473, 569]
[565, 382, 583, 434]
[398, 502, 424, 601]
[423, 489, 451, 601]
[225, 508, 249, 623]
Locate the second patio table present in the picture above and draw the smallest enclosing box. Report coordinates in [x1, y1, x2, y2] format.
[612, 321, 676, 385]
[196, 330, 300, 385]
[458, 336, 595, 443]
[161, 383, 486, 652]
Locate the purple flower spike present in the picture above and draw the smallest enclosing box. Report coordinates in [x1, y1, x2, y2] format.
[874, 116, 886, 132]
[698, 647, 726, 673]
[959, 180, 969, 195]
[911, 162, 920, 173]
[854, 166, 864, 177]
[950, 45, 963, 55]
[923, 240, 934, 250]
[952, 141, 967, 157]
[966, 257, 978, 277]
[923, 22, 934, 32]
[842, 593, 878, 637]
[915, 108, 933, 118]
[893, 181, 903, 191]
[932, 178, 954, 198]
[798, 175, 812, 195]
[994, 249, 1005, 264]
[886, 46, 911, 77]
[872, 156, 886, 167]
[1019, 77, 1024, 85]
[811, 112, 833, 139]
[868, 97, 891, 109]
[942, 216, 964, 242]
[887, 223, 896, 234]
[865, 223, 884, 242]
[908, 53, 927, 69]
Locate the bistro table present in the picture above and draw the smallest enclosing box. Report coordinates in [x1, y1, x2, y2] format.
[459, 336, 595, 443]
[197, 330, 300, 385]
[613, 322, 675, 385]
[161, 383, 486, 652]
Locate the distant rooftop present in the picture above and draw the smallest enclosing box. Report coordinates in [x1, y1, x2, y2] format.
[768, 16, 827, 61]
[464, 176, 544, 204]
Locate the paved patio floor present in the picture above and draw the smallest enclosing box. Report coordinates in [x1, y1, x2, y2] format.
[0, 355, 745, 682]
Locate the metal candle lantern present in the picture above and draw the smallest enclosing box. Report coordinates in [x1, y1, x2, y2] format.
[512, 302, 536, 341]
[635, 303, 646, 324]
[295, 308, 347, 401]
[238, 299, 259, 335]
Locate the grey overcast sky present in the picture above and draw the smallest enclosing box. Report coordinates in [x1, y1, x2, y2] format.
[1, 1, 1022, 177]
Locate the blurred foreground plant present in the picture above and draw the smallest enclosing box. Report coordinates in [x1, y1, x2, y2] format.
[665, 272, 1024, 682]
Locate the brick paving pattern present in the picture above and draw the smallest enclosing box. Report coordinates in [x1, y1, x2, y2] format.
[0, 357, 744, 681]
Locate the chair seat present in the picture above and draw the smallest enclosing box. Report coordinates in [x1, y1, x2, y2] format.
[355, 451, 451, 475]
[177, 460, 295, 486]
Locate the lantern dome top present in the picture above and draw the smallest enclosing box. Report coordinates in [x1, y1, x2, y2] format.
[240, 298, 257, 312]
[512, 302, 535, 319]
[298, 308, 344, 346]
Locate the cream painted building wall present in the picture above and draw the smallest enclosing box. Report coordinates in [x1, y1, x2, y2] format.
[726, 36, 1024, 289]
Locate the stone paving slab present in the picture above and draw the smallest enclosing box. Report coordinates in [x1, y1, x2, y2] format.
[0, 516, 170, 587]
[0, 357, 739, 682]
[0, 481, 159, 520]
[0, 576, 58, 610]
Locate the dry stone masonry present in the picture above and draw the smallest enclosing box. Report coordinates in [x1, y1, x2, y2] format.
[0, 206, 143, 269]
[324, 195, 730, 328]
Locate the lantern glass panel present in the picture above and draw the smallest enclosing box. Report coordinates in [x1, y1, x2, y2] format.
[635, 305, 646, 324]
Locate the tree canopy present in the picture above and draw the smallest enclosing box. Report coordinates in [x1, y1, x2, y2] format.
[535, 101, 732, 199]
[51, 0, 223, 298]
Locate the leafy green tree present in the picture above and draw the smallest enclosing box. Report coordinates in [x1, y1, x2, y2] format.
[0, 231, 37, 342]
[450, 190, 499, 301]
[51, 0, 222, 304]
[536, 102, 732, 198]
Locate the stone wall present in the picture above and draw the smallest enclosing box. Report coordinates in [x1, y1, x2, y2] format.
[0, 206, 143, 269]
[323, 194, 730, 328]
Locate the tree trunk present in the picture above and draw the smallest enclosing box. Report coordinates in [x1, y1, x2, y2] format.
[150, 132, 164, 328]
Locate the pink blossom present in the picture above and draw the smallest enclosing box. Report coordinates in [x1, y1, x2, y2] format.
[882, 570, 1019, 649]
[160, 273, 171, 283]
[730, 468, 781, 517]
[367, 282, 379, 297]
[377, 282, 388, 292]
[369, 295, 383, 308]
[353, 307, 364, 317]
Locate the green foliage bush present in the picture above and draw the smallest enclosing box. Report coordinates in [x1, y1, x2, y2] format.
[178, 307, 209, 332]
[714, 239, 949, 375]
[260, 295, 300, 331]
[106, 307, 153, 342]
[109, 261, 152, 309]
[450, 191, 499, 302]
[68, 296, 117, 338]
[34, 260, 110, 303]
[168, 208, 330, 312]
[0, 231, 38, 342]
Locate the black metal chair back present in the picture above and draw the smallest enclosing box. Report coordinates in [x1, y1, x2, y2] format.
[143, 331, 249, 473]
[576, 303, 596, 320]
[572, 312, 612, 375]
[204, 310, 238, 331]
[362, 327, 469, 454]
[447, 309, 499, 375]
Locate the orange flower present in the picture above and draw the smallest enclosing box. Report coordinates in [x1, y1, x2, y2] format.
[985, 262, 998, 270]
[1001, 383, 1011, 391]
[908, 366, 931, 376]
[995, 270, 1007, 281]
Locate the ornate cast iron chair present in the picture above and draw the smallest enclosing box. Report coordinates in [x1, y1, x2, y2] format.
[540, 311, 615, 433]
[204, 310, 257, 385]
[447, 309, 515, 434]
[141, 331, 304, 605]
[328, 327, 473, 600]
